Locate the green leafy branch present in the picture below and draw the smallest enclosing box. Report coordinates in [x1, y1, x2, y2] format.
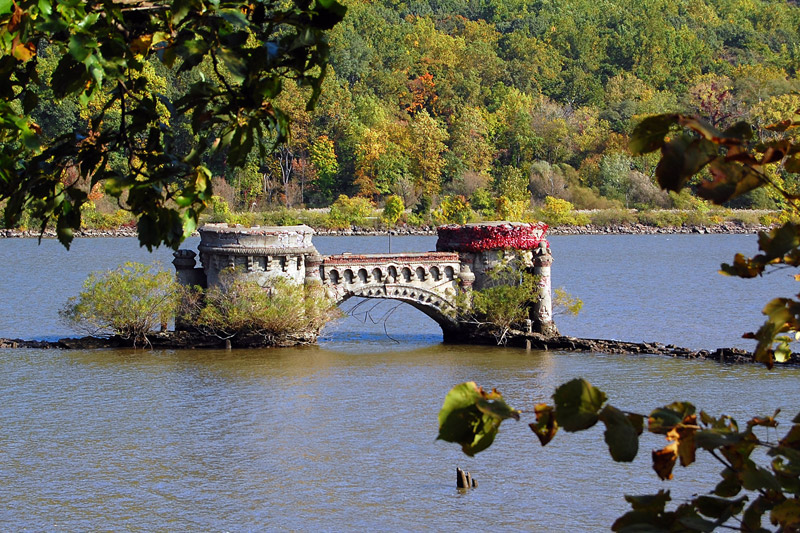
[438, 378, 800, 532]
[0, 0, 346, 249]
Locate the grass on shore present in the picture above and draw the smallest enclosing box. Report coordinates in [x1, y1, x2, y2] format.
[2, 203, 783, 234]
[200, 206, 777, 231]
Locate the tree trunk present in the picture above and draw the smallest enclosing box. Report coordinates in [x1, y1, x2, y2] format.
[279, 146, 294, 208]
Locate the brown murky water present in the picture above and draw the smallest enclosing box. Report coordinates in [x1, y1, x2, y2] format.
[1, 234, 798, 530]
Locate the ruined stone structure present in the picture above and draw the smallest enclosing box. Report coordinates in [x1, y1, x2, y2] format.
[173, 221, 556, 340]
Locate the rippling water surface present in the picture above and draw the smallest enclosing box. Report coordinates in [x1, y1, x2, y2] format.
[1, 234, 799, 530]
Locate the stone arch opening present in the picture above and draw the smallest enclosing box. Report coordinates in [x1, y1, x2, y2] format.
[330, 287, 458, 332]
[343, 269, 354, 284]
[444, 266, 455, 280]
[372, 268, 383, 282]
[430, 266, 440, 281]
[327, 295, 449, 344]
[415, 266, 426, 281]
[401, 267, 412, 282]
[358, 268, 368, 283]
[329, 269, 340, 284]
[387, 266, 397, 281]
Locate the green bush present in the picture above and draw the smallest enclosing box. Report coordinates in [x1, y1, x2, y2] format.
[464, 258, 542, 344]
[469, 188, 495, 218]
[683, 209, 716, 227]
[568, 185, 624, 210]
[191, 271, 341, 341]
[80, 204, 135, 230]
[406, 212, 429, 227]
[208, 195, 231, 222]
[433, 195, 474, 224]
[296, 210, 331, 228]
[328, 194, 375, 228]
[261, 207, 303, 226]
[669, 189, 711, 211]
[381, 195, 405, 226]
[726, 210, 767, 226]
[226, 212, 260, 227]
[413, 195, 432, 217]
[494, 195, 527, 221]
[636, 210, 686, 228]
[3, 205, 42, 231]
[60, 262, 179, 346]
[537, 196, 589, 226]
[587, 208, 637, 226]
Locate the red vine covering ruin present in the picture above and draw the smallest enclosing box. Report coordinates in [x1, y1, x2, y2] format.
[435, 222, 549, 252]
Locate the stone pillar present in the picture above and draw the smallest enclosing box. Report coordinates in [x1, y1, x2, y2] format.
[172, 249, 206, 288]
[532, 242, 558, 336]
[458, 260, 475, 293]
[304, 252, 324, 286]
[172, 249, 207, 332]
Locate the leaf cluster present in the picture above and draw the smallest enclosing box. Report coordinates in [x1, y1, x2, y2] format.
[439, 378, 800, 532]
[436, 381, 520, 456]
[0, 0, 345, 249]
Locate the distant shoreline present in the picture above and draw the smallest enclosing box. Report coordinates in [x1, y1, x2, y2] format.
[0, 221, 771, 240]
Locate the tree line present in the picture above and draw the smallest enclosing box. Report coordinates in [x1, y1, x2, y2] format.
[81, 0, 800, 216]
[8, 0, 800, 240]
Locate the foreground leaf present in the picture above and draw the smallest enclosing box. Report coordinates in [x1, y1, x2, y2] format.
[599, 405, 640, 462]
[612, 490, 674, 532]
[653, 443, 678, 480]
[648, 402, 696, 434]
[437, 382, 519, 456]
[529, 403, 558, 446]
[629, 114, 679, 154]
[553, 378, 607, 432]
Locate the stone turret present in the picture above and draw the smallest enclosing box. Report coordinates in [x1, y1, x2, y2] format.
[436, 221, 556, 335]
[194, 223, 318, 288]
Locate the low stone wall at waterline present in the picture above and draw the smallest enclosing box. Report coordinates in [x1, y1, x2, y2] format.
[2, 332, 797, 366]
[0, 330, 319, 350]
[464, 331, 788, 365]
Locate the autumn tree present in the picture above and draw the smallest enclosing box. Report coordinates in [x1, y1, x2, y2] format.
[405, 109, 448, 197]
[309, 135, 339, 204]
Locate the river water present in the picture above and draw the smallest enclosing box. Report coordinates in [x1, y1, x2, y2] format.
[1, 234, 799, 530]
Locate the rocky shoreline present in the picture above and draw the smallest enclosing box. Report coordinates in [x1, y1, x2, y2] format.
[0, 221, 770, 240]
[2, 331, 795, 366]
[0, 330, 318, 350]
[512, 333, 794, 365]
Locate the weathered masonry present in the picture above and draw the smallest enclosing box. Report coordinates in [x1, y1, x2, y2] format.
[173, 221, 557, 340]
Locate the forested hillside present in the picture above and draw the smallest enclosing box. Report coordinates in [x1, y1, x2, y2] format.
[31, 0, 800, 221]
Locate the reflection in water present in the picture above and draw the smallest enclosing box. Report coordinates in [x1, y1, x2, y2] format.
[2, 235, 800, 529]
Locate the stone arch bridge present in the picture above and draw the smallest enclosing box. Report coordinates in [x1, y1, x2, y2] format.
[318, 252, 462, 329]
[173, 222, 556, 339]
